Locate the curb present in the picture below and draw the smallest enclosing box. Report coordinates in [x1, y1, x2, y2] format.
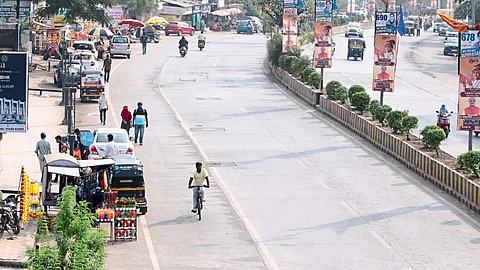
[0, 259, 25, 268]
[269, 62, 480, 214]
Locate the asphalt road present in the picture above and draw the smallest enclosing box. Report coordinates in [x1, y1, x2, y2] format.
[75, 33, 480, 269]
[304, 28, 471, 157]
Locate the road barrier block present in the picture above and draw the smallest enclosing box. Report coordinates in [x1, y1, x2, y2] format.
[270, 63, 480, 214]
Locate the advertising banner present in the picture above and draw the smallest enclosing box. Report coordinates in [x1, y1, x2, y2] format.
[458, 31, 480, 130]
[107, 5, 126, 23]
[315, 0, 333, 20]
[314, 21, 333, 68]
[372, 34, 397, 92]
[282, 6, 298, 53]
[375, 12, 397, 35]
[0, 52, 28, 133]
[0, 6, 29, 23]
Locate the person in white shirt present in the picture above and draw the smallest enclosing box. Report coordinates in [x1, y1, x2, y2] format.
[98, 93, 108, 125]
[197, 30, 206, 49]
[103, 134, 118, 158]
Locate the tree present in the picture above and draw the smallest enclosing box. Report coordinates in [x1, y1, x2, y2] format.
[27, 186, 107, 270]
[424, 128, 446, 156]
[348, 85, 366, 102]
[34, 0, 117, 25]
[268, 33, 283, 66]
[402, 116, 419, 140]
[369, 100, 381, 120]
[302, 67, 316, 82]
[291, 56, 312, 77]
[458, 151, 480, 177]
[374, 105, 392, 126]
[308, 72, 321, 89]
[388, 110, 408, 134]
[260, 0, 283, 29]
[350, 91, 370, 114]
[117, 0, 158, 20]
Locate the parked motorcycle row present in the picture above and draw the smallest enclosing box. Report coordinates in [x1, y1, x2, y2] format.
[0, 193, 22, 238]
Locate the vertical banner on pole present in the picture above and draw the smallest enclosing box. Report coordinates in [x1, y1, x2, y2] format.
[282, 0, 298, 53]
[458, 31, 480, 131]
[372, 11, 398, 92]
[313, 0, 333, 68]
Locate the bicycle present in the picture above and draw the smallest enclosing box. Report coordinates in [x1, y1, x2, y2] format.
[189, 185, 209, 220]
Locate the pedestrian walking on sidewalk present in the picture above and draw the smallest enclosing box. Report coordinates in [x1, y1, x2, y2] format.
[98, 93, 108, 125]
[121, 105, 132, 135]
[35, 132, 51, 172]
[133, 102, 148, 145]
[141, 34, 147, 55]
[102, 54, 112, 82]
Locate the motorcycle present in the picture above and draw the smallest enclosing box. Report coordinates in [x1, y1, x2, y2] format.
[43, 43, 59, 61]
[0, 193, 23, 237]
[179, 46, 187, 57]
[436, 110, 454, 138]
[198, 40, 205, 51]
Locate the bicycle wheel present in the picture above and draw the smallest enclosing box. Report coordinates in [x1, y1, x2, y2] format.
[197, 196, 202, 221]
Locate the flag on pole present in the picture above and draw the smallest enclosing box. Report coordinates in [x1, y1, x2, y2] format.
[438, 13, 468, 32]
[397, 6, 406, 36]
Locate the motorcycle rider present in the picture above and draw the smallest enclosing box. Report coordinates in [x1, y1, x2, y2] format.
[198, 30, 206, 44]
[179, 36, 189, 51]
[438, 104, 449, 123]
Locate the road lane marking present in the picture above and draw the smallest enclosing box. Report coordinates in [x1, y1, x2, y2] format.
[340, 201, 358, 216]
[369, 230, 393, 250]
[140, 215, 161, 270]
[155, 57, 280, 270]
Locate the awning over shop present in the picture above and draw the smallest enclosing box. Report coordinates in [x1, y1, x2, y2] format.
[211, 9, 229, 16]
[33, 21, 55, 29]
[48, 166, 80, 177]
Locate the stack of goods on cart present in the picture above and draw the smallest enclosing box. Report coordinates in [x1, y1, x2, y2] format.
[19, 167, 30, 225]
[96, 208, 114, 222]
[29, 180, 40, 219]
[114, 197, 137, 240]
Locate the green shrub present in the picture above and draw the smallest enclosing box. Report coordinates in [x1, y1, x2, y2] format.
[326, 80, 342, 94]
[348, 84, 366, 101]
[374, 105, 392, 126]
[420, 125, 440, 146]
[302, 67, 316, 82]
[291, 56, 311, 77]
[285, 55, 299, 73]
[423, 127, 446, 156]
[350, 91, 370, 113]
[278, 54, 288, 69]
[369, 100, 381, 119]
[388, 110, 408, 133]
[401, 116, 419, 140]
[299, 33, 314, 45]
[267, 33, 283, 66]
[308, 72, 321, 89]
[337, 86, 348, 103]
[457, 151, 480, 177]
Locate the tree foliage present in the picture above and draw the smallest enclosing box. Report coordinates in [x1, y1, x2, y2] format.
[27, 186, 107, 270]
[34, 0, 117, 25]
[388, 110, 408, 134]
[401, 115, 419, 140]
[420, 125, 446, 156]
[291, 56, 312, 77]
[302, 67, 316, 82]
[117, 0, 158, 20]
[268, 33, 283, 66]
[348, 84, 366, 102]
[350, 91, 370, 114]
[308, 72, 321, 89]
[374, 105, 392, 126]
[369, 100, 380, 119]
[457, 151, 480, 177]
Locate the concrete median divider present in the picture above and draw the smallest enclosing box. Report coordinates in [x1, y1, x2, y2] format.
[270, 63, 480, 214]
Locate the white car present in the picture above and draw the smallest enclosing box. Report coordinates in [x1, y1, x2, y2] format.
[345, 22, 364, 37]
[88, 128, 134, 159]
[109, 36, 131, 59]
[73, 52, 99, 71]
[72, 40, 98, 59]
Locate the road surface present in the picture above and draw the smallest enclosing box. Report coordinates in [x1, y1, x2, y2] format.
[74, 33, 480, 269]
[304, 28, 472, 157]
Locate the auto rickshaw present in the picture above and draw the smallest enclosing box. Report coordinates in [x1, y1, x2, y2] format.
[405, 21, 415, 36]
[144, 25, 159, 43]
[347, 38, 366, 61]
[80, 70, 105, 103]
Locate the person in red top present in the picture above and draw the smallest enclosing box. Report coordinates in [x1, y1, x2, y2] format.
[463, 97, 480, 116]
[120, 105, 133, 135]
[377, 66, 390, 80]
[317, 46, 329, 59]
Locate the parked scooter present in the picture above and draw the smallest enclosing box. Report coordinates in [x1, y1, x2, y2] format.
[436, 110, 454, 138]
[0, 193, 23, 237]
[198, 40, 205, 51]
[43, 43, 59, 60]
[179, 47, 187, 57]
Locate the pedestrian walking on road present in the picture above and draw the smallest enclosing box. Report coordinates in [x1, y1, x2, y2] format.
[98, 93, 108, 125]
[102, 54, 112, 82]
[35, 132, 51, 172]
[121, 105, 132, 135]
[141, 34, 147, 55]
[133, 102, 148, 145]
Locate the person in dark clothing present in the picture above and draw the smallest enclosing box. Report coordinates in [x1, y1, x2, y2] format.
[102, 54, 112, 82]
[74, 129, 89, 160]
[179, 36, 189, 50]
[141, 35, 147, 55]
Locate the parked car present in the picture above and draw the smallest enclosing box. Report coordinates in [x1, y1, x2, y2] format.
[88, 128, 134, 160]
[109, 36, 131, 59]
[438, 22, 449, 36]
[345, 22, 364, 37]
[164, 22, 195, 36]
[237, 20, 253, 34]
[72, 41, 98, 58]
[53, 59, 82, 88]
[444, 36, 458, 56]
[73, 52, 99, 71]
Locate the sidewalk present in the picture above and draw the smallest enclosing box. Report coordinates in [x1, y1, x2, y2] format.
[0, 55, 65, 268]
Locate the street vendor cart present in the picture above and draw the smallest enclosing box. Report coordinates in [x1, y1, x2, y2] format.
[80, 70, 105, 103]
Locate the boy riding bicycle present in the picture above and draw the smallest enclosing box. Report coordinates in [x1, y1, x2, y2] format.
[188, 162, 210, 213]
